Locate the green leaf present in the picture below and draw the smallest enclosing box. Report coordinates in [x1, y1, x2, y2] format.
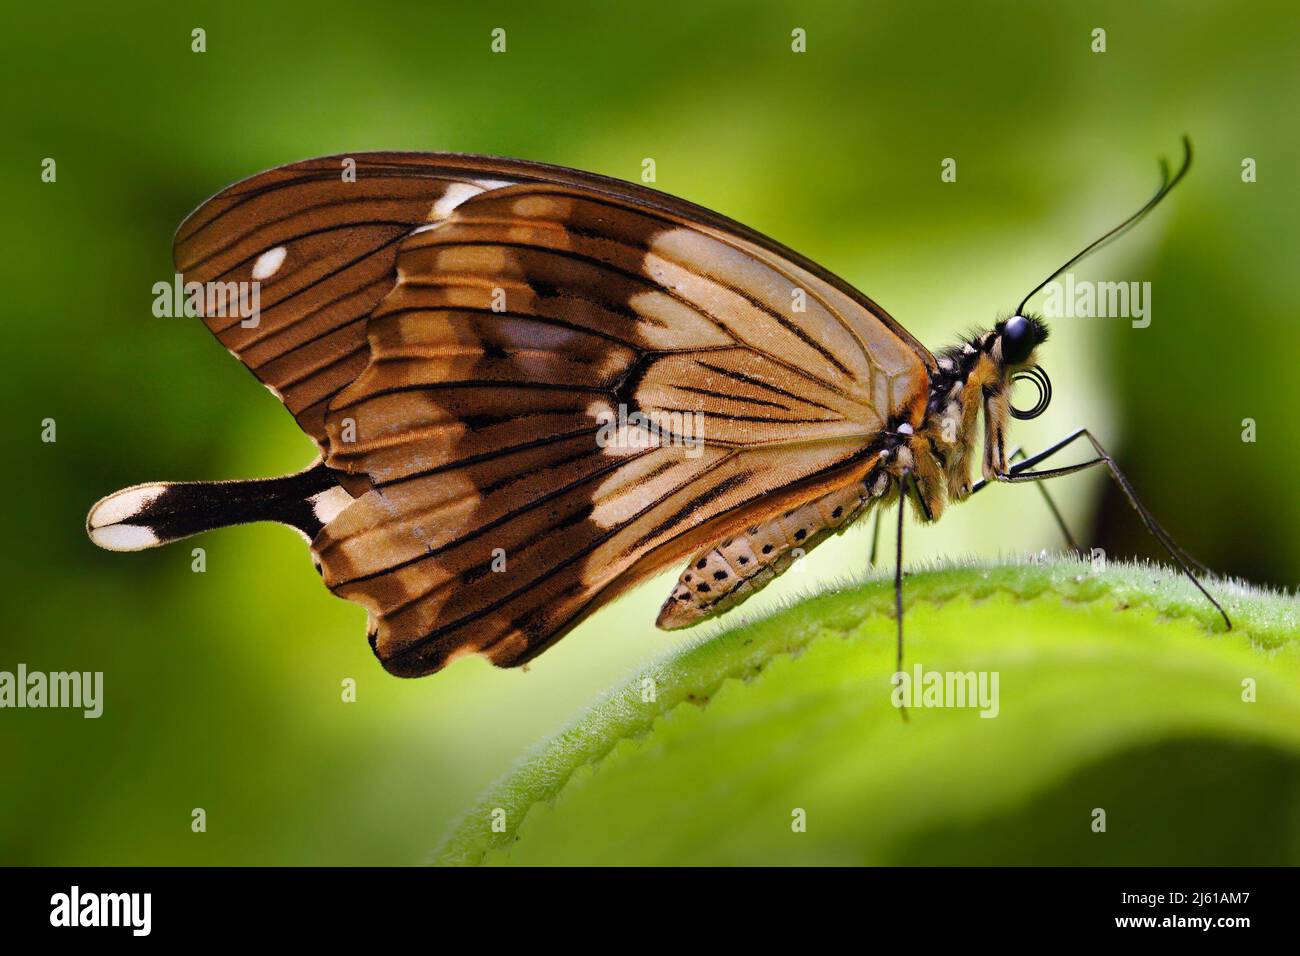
[432, 558, 1300, 866]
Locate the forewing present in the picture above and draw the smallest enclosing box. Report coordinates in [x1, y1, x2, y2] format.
[172, 152, 935, 451]
[313, 182, 931, 675]
[172, 156, 524, 447]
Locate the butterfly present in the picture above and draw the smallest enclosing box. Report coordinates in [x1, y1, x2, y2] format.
[87, 142, 1228, 680]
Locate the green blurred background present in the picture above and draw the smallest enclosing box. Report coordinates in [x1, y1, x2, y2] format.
[2, 0, 1297, 864]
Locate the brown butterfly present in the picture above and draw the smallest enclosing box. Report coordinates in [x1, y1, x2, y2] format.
[87, 143, 1228, 680]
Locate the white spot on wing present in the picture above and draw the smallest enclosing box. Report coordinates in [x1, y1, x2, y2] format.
[87, 484, 168, 551]
[252, 246, 287, 280]
[88, 484, 167, 528]
[310, 486, 354, 526]
[428, 179, 515, 222]
[89, 524, 161, 552]
[432, 182, 484, 219]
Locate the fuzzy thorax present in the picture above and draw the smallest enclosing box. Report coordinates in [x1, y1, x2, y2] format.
[900, 315, 1050, 522]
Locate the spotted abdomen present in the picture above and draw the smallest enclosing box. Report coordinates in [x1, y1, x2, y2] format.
[656, 473, 888, 629]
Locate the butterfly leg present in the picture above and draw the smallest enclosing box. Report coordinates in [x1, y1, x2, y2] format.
[979, 430, 1211, 575]
[1003, 445, 1081, 553]
[868, 508, 883, 567]
[893, 475, 910, 723]
[974, 428, 1230, 629]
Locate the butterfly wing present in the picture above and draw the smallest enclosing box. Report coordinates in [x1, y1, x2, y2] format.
[173, 156, 524, 449]
[173, 153, 935, 453]
[311, 180, 932, 675]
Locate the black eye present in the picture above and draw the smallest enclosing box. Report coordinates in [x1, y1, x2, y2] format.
[1000, 314, 1035, 365]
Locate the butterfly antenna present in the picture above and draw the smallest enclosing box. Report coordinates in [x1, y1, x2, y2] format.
[1016, 136, 1193, 316]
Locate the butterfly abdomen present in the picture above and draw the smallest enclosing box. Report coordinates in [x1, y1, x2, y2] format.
[656, 474, 887, 630]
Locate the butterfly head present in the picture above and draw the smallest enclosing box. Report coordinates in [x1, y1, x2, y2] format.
[980, 312, 1052, 480]
[949, 137, 1195, 488]
[993, 314, 1052, 421]
[918, 313, 1051, 504]
[995, 313, 1049, 369]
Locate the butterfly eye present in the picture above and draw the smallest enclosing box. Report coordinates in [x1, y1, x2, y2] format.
[1000, 314, 1035, 365]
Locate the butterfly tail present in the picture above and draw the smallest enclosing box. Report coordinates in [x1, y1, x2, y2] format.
[86, 460, 352, 552]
